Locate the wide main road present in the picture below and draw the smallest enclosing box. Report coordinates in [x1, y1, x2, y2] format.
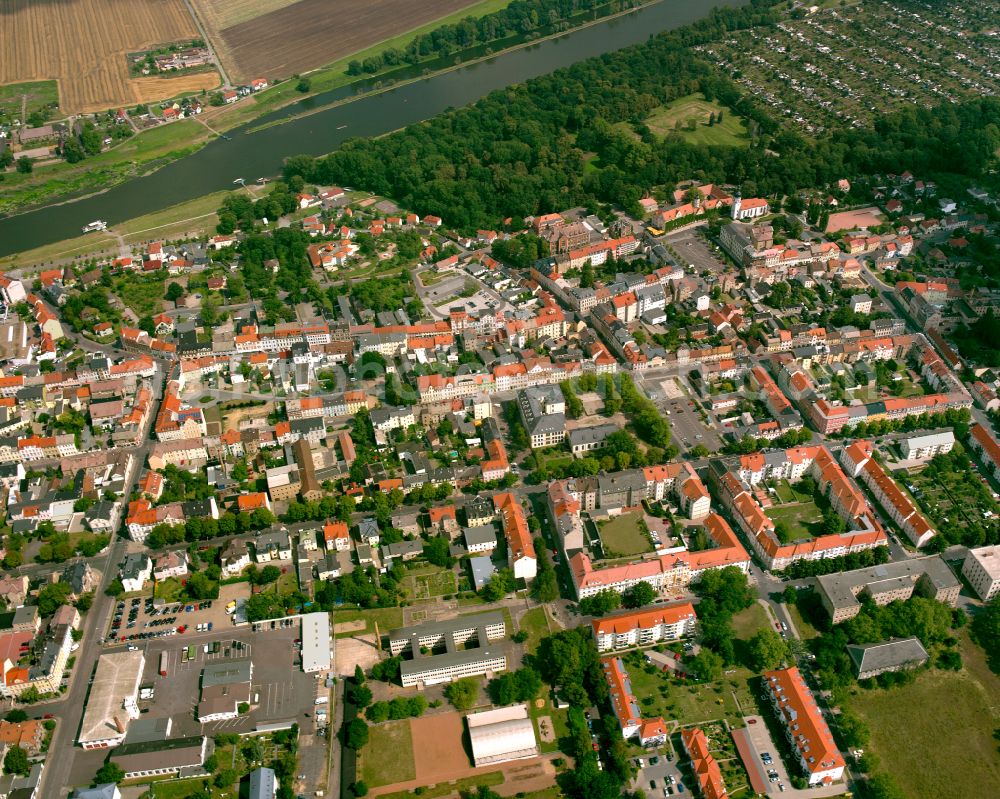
[0, 0, 749, 257]
[34, 363, 165, 799]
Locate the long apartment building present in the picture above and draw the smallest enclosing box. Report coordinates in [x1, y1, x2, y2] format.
[815, 556, 961, 623]
[389, 612, 508, 688]
[568, 513, 749, 599]
[592, 602, 697, 653]
[495, 492, 536, 581]
[840, 440, 936, 548]
[601, 656, 667, 747]
[763, 667, 845, 787]
[711, 446, 886, 571]
[681, 728, 728, 799]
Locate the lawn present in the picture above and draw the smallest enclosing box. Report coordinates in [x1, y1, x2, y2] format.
[0, 80, 59, 122]
[518, 607, 551, 654]
[842, 635, 1000, 799]
[643, 93, 749, 147]
[332, 607, 404, 638]
[379, 771, 503, 799]
[786, 599, 819, 640]
[730, 603, 769, 641]
[360, 720, 416, 788]
[153, 578, 184, 604]
[624, 652, 754, 727]
[765, 501, 822, 543]
[599, 512, 653, 557]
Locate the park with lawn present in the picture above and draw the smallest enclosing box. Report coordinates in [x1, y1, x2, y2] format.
[841, 634, 1000, 799]
[359, 719, 417, 788]
[642, 93, 749, 147]
[597, 511, 654, 558]
[764, 477, 847, 544]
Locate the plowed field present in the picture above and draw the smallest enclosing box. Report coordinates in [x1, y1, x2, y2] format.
[0, 0, 219, 113]
[192, 0, 481, 83]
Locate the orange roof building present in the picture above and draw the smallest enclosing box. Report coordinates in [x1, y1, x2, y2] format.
[592, 602, 696, 652]
[763, 667, 845, 786]
[681, 728, 728, 799]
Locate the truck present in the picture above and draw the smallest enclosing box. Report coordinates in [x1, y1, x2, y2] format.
[159, 652, 168, 677]
[226, 600, 237, 615]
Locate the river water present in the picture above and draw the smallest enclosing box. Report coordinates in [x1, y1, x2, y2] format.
[0, 0, 746, 257]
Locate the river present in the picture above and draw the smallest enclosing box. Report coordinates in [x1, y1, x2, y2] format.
[0, 0, 746, 257]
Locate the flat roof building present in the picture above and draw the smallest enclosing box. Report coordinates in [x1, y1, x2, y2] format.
[388, 611, 506, 656]
[815, 556, 960, 623]
[248, 766, 278, 799]
[301, 611, 332, 673]
[110, 735, 208, 779]
[466, 704, 539, 767]
[399, 646, 507, 688]
[78, 651, 145, 749]
[962, 545, 1000, 601]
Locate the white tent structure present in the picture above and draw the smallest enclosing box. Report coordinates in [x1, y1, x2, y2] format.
[466, 704, 539, 767]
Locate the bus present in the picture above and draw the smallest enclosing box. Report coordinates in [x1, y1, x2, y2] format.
[159, 652, 168, 677]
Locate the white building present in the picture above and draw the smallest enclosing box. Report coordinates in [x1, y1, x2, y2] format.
[901, 430, 955, 460]
[467, 705, 539, 767]
[78, 652, 145, 749]
[963, 546, 1000, 601]
[301, 611, 332, 673]
[592, 603, 697, 653]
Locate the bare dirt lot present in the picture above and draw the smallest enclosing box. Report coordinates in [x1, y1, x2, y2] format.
[193, 0, 482, 83]
[826, 206, 884, 233]
[0, 0, 219, 113]
[410, 712, 473, 781]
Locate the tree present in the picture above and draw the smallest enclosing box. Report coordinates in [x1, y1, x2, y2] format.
[423, 536, 453, 568]
[971, 596, 1000, 675]
[444, 677, 479, 711]
[344, 718, 369, 749]
[745, 629, 789, 672]
[165, 282, 184, 302]
[622, 582, 655, 609]
[688, 649, 723, 682]
[186, 571, 218, 600]
[94, 762, 125, 785]
[257, 565, 281, 585]
[3, 746, 28, 776]
[36, 582, 72, 616]
[16, 157, 32, 174]
[578, 589, 621, 617]
[4, 710, 27, 723]
[215, 768, 238, 788]
[351, 781, 369, 797]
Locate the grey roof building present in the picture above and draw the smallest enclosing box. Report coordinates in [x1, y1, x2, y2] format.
[517, 386, 566, 448]
[248, 766, 278, 799]
[568, 423, 618, 454]
[846, 637, 929, 680]
[815, 556, 961, 623]
[469, 556, 498, 591]
[463, 525, 498, 552]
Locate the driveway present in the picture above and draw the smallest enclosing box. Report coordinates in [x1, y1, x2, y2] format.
[630, 744, 686, 798]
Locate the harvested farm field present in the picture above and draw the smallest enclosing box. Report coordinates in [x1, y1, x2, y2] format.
[0, 0, 218, 114]
[193, 0, 485, 83]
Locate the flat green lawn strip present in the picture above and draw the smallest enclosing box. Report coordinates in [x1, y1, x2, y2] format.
[844, 641, 1000, 799]
[730, 603, 769, 641]
[333, 607, 404, 638]
[599, 512, 652, 557]
[772, 481, 796, 504]
[518, 607, 550, 654]
[643, 93, 749, 147]
[360, 720, 416, 788]
[786, 601, 819, 640]
[380, 771, 504, 799]
[765, 501, 822, 543]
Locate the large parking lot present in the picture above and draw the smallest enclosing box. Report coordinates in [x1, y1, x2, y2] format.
[105, 583, 248, 646]
[665, 229, 730, 275]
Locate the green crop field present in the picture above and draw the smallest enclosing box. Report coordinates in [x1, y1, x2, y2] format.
[643, 93, 749, 147]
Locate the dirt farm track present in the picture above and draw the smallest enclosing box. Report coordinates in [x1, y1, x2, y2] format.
[191, 0, 483, 84]
[0, 0, 220, 114]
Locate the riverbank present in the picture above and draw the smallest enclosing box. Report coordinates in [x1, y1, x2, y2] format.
[0, 0, 748, 257]
[0, 0, 656, 218]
